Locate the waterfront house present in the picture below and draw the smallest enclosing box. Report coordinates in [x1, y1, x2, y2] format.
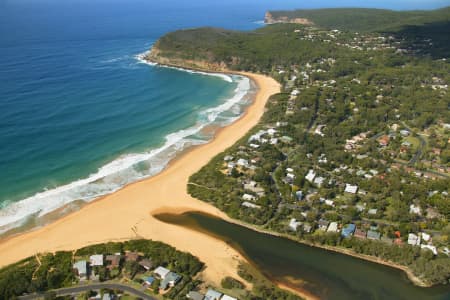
[367, 230, 381, 240]
[303, 224, 312, 233]
[90, 255, 104, 267]
[354, 228, 367, 239]
[139, 258, 153, 271]
[73, 260, 88, 280]
[154, 266, 171, 279]
[327, 222, 339, 232]
[341, 224, 356, 238]
[205, 289, 223, 300]
[318, 219, 330, 231]
[160, 272, 181, 290]
[289, 218, 302, 231]
[187, 291, 204, 300]
[125, 251, 140, 262]
[105, 254, 121, 270]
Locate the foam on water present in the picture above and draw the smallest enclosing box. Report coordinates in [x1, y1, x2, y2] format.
[0, 65, 253, 234]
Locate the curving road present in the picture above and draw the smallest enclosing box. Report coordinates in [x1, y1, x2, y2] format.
[19, 282, 156, 300]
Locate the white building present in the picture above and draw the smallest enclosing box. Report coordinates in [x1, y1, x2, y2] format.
[289, 218, 302, 231]
[305, 169, 316, 183]
[89, 255, 104, 267]
[154, 266, 171, 279]
[327, 222, 339, 232]
[407, 233, 421, 246]
[410, 204, 422, 215]
[344, 184, 358, 194]
[242, 193, 256, 202]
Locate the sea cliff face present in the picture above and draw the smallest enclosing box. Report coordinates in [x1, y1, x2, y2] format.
[145, 46, 229, 72]
[264, 11, 313, 25]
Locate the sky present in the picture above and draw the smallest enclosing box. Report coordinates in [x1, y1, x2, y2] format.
[2, 0, 450, 10]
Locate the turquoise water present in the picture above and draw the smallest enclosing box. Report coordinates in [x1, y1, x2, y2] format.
[0, 1, 447, 231]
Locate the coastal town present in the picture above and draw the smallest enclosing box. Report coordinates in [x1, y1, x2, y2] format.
[187, 21, 449, 286]
[0, 5, 449, 300]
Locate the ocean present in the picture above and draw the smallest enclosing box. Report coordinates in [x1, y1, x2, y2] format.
[0, 0, 446, 234]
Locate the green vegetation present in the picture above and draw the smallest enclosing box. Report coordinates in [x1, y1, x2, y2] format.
[267, 7, 450, 32]
[150, 7, 450, 287]
[0, 239, 203, 299]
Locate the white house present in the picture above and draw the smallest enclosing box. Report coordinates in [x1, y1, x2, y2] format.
[327, 222, 339, 232]
[242, 194, 256, 202]
[204, 289, 223, 300]
[407, 233, 421, 246]
[325, 199, 335, 207]
[154, 266, 171, 279]
[344, 184, 358, 194]
[410, 204, 422, 215]
[237, 158, 249, 167]
[289, 218, 302, 231]
[90, 255, 104, 267]
[421, 244, 437, 255]
[305, 169, 316, 183]
[314, 176, 325, 187]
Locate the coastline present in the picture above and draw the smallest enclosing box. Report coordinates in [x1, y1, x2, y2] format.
[0, 60, 430, 299]
[0, 70, 281, 289]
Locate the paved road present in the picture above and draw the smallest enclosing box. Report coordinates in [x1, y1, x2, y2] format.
[19, 282, 156, 300]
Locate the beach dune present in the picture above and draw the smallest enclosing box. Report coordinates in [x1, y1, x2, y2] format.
[0, 72, 280, 285]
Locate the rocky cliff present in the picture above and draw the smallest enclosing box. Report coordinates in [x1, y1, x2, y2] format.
[264, 11, 313, 25]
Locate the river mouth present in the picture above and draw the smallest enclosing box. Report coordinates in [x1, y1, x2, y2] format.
[154, 211, 450, 300]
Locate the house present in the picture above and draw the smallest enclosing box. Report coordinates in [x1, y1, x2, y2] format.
[154, 266, 171, 279]
[421, 232, 431, 242]
[289, 218, 302, 231]
[367, 230, 381, 240]
[144, 276, 155, 285]
[295, 191, 304, 201]
[344, 184, 358, 194]
[187, 291, 204, 300]
[341, 224, 356, 238]
[327, 222, 339, 232]
[224, 155, 234, 161]
[242, 201, 261, 209]
[125, 251, 140, 262]
[318, 219, 330, 231]
[160, 272, 181, 290]
[268, 128, 277, 136]
[303, 224, 312, 233]
[204, 289, 223, 300]
[221, 295, 238, 300]
[242, 194, 256, 202]
[324, 199, 334, 207]
[105, 255, 121, 270]
[314, 176, 325, 187]
[90, 255, 104, 267]
[409, 204, 422, 215]
[354, 229, 366, 239]
[408, 233, 421, 246]
[73, 260, 88, 280]
[368, 208, 378, 215]
[237, 159, 249, 167]
[421, 244, 438, 255]
[139, 258, 153, 270]
[305, 169, 316, 183]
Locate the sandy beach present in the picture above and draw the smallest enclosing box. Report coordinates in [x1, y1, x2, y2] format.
[0, 72, 280, 287]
